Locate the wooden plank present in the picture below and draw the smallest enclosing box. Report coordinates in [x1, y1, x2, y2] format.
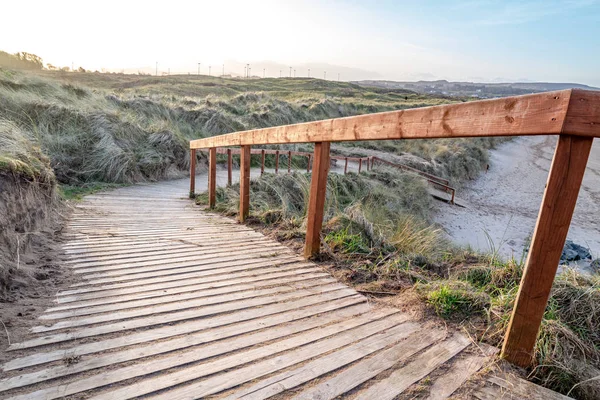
[0, 302, 373, 395]
[189, 90, 577, 149]
[92, 314, 409, 400]
[208, 147, 217, 208]
[67, 238, 273, 270]
[563, 89, 600, 137]
[240, 145, 251, 222]
[486, 373, 574, 400]
[9, 284, 351, 350]
[5, 291, 363, 371]
[40, 273, 331, 321]
[426, 344, 498, 400]
[46, 265, 319, 313]
[502, 134, 594, 367]
[189, 148, 195, 197]
[227, 148, 232, 186]
[32, 277, 337, 332]
[58, 257, 304, 301]
[243, 327, 443, 400]
[291, 329, 445, 400]
[355, 333, 471, 400]
[304, 142, 330, 258]
[56, 259, 307, 303]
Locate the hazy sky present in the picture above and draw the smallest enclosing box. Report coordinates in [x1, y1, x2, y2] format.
[3, 0, 599, 85]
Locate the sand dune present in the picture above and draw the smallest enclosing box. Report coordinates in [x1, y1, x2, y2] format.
[434, 136, 600, 264]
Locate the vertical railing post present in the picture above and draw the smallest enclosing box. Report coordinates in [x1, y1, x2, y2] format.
[371, 157, 375, 169]
[304, 142, 330, 258]
[307, 154, 312, 172]
[366, 158, 370, 171]
[288, 151, 292, 173]
[501, 134, 593, 367]
[189, 148, 196, 198]
[208, 147, 217, 208]
[275, 150, 279, 174]
[239, 145, 251, 223]
[358, 158, 362, 173]
[261, 149, 265, 175]
[227, 148, 232, 186]
[344, 157, 348, 175]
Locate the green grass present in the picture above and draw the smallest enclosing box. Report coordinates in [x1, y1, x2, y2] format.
[59, 182, 128, 201]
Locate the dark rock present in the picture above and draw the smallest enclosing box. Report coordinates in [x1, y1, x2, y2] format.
[561, 240, 592, 262]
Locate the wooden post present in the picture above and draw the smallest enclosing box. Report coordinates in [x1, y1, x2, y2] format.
[208, 147, 217, 208]
[275, 150, 279, 174]
[227, 148, 232, 186]
[260, 149, 265, 175]
[358, 158, 362, 173]
[288, 151, 292, 173]
[189, 149, 196, 198]
[307, 154, 312, 172]
[304, 142, 330, 258]
[366, 158, 370, 171]
[371, 157, 375, 169]
[501, 135, 593, 367]
[344, 157, 348, 175]
[239, 145, 251, 223]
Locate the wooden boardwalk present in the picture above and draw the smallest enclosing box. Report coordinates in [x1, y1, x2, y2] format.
[0, 178, 563, 399]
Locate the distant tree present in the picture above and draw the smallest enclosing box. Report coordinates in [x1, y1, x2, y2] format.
[60, 66, 70, 72]
[77, 66, 86, 73]
[47, 64, 57, 71]
[0, 50, 44, 70]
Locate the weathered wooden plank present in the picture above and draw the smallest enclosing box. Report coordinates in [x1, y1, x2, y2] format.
[33, 277, 337, 332]
[40, 272, 331, 321]
[240, 144, 251, 222]
[426, 344, 498, 400]
[9, 284, 350, 350]
[45, 266, 320, 314]
[56, 259, 307, 303]
[502, 134, 594, 367]
[304, 142, 330, 258]
[4, 291, 363, 371]
[355, 333, 471, 400]
[90, 314, 409, 400]
[225, 321, 424, 400]
[208, 146, 217, 208]
[0, 301, 374, 394]
[484, 373, 573, 400]
[291, 329, 445, 400]
[58, 256, 304, 300]
[190, 90, 576, 149]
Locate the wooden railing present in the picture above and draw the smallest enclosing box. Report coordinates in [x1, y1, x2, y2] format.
[189, 89, 600, 368]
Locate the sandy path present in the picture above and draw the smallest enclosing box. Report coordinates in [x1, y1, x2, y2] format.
[434, 136, 600, 261]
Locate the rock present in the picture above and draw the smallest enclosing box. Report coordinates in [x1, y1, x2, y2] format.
[591, 259, 600, 273]
[561, 240, 592, 262]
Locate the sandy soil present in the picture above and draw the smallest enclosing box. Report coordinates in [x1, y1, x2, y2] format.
[434, 136, 600, 264]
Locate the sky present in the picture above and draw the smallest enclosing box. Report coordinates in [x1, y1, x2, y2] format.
[2, 0, 599, 85]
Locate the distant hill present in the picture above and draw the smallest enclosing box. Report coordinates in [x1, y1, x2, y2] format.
[354, 79, 600, 99]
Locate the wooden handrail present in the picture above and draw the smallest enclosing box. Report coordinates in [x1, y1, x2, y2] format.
[191, 89, 599, 149]
[189, 88, 600, 369]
